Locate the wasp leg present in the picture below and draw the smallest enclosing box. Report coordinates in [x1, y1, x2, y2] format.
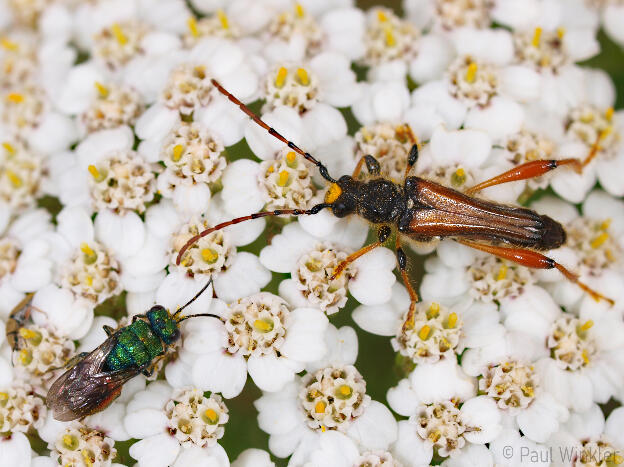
[457, 240, 614, 305]
[331, 226, 392, 280]
[103, 325, 115, 336]
[141, 356, 164, 378]
[466, 132, 606, 195]
[396, 235, 420, 332]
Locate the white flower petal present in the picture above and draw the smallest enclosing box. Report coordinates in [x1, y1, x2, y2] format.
[349, 247, 396, 305]
[95, 210, 146, 260]
[213, 252, 271, 302]
[281, 307, 328, 362]
[193, 352, 247, 398]
[393, 420, 433, 466]
[129, 433, 181, 467]
[346, 400, 397, 451]
[459, 396, 502, 444]
[248, 354, 300, 392]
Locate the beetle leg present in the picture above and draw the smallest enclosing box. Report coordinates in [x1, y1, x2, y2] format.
[396, 235, 420, 332]
[465, 159, 583, 194]
[466, 132, 605, 195]
[352, 155, 381, 178]
[331, 226, 391, 280]
[405, 143, 419, 179]
[457, 239, 614, 305]
[103, 325, 115, 336]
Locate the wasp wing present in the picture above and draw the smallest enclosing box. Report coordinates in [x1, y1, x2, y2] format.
[46, 336, 140, 421]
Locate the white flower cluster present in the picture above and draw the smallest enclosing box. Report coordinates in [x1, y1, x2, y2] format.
[1, 0, 624, 466]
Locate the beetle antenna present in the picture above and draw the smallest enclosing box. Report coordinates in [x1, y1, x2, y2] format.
[175, 203, 331, 266]
[173, 277, 214, 317]
[211, 79, 336, 183]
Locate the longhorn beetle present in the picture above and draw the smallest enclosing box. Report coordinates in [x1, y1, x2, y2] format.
[176, 79, 613, 329]
[47, 279, 221, 421]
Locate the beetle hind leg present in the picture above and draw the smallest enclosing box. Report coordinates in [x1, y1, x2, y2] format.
[457, 239, 614, 305]
[396, 235, 420, 332]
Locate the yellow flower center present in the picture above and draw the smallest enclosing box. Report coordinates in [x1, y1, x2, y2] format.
[277, 170, 290, 187]
[204, 408, 219, 424]
[94, 81, 109, 98]
[418, 324, 431, 340]
[111, 23, 128, 45]
[172, 144, 184, 162]
[314, 401, 326, 413]
[253, 318, 274, 333]
[296, 68, 310, 86]
[201, 248, 219, 264]
[335, 384, 353, 400]
[275, 67, 288, 88]
[531, 27, 542, 47]
[465, 63, 478, 83]
[217, 10, 229, 29]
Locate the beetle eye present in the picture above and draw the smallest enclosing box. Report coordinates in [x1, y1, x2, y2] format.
[332, 198, 355, 218]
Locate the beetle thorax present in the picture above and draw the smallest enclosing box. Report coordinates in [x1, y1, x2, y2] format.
[357, 179, 405, 224]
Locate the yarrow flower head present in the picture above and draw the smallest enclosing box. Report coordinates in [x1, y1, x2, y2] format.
[363, 8, 420, 67]
[224, 293, 289, 358]
[161, 64, 215, 115]
[161, 122, 226, 187]
[80, 82, 145, 133]
[447, 56, 499, 108]
[172, 217, 235, 276]
[51, 426, 116, 467]
[258, 148, 315, 210]
[299, 365, 370, 432]
[263, 64, 321, 114]
[290, 243, 352, 315]
[93, 21, 150, 70]
[58, 241, 122, 304]
[354, 123, 417, 181]
[392, 301, 462, 364]
[87, 150, 156, 214]
[467, 255, 535, 303]
[565, 105, 619, 161]
[0, 382, 45, 434]
[548, 316, 596, 371]
[183, 12, 241, 46]
[188, 292, 327, 396]
[479, 360, 537, 413]
[513, 27, 568, 72]
[0, 141, 44, 210]
[14, 324, 75, 382]
[265, 2, 323, 59]
[432, 0, 493, 30]
[165, 388, 228, 448]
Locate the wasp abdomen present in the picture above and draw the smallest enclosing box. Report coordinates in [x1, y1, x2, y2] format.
[104, 320, 163, 371]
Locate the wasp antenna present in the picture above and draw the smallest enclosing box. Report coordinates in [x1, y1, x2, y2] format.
[210, 79, 336, 183]
[177, 313, 224, 322]
[175, 203, 332, 265]
[173, 277, 214, 317]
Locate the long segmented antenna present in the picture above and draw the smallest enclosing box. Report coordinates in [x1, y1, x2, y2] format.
[175, 204, 331, 266]
[211, 78, 336, 183]
[173, 277, 214, 318]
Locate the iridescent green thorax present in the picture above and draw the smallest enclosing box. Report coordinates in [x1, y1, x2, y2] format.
[146, 306, 180, 345]
[104, 319, 164, 371]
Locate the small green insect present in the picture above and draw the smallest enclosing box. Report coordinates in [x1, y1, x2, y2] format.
[47, 279, 221, 421]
